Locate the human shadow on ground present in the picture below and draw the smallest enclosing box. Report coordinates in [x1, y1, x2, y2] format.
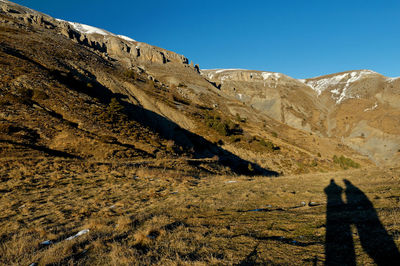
[324, 179, 400, 265]
[324, 179, 355, 265]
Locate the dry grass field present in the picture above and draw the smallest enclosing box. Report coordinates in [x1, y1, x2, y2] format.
[1, 158, 399, 265]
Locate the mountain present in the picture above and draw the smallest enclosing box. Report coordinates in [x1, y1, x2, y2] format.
[0, 0, 368, 175]
[2, 1, 400, 265]
[202, 69, 400, 165]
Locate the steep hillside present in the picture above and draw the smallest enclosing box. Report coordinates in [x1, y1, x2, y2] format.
[0, 0, 368, 175]
[203, 69, 400, 165]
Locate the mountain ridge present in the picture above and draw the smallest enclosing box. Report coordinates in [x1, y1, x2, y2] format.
[3, 0, 398, 167]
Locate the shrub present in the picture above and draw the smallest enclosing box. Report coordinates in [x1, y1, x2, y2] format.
[165, 140, 175, 153]
[32, 89, 49, 101]
[259, 139, 280, 152]
[98, 98, 126, 124]
[333, 155, 360, 169]
[204, 113, 242, 136]
[235, 113, 246, 123]
[16, 87, 33, 103]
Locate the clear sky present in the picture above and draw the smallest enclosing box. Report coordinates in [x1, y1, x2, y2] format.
[11, 0, 400, 78]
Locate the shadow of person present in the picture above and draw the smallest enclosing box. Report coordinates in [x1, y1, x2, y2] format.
[344, 179, 400, 265]
[324, 179, 356, 266]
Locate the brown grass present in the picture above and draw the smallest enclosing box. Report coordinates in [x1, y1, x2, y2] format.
[1, 157, 399, 265]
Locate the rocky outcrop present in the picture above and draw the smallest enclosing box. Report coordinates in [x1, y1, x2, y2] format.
[0, 0, 191, 68]
[57, 22, 190, 66]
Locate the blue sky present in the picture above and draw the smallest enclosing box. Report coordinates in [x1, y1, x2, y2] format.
[12, 0, 400, 78]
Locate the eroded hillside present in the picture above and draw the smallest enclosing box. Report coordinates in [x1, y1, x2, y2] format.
[202, 69, 400, 165]
[0, 0, 367, 175]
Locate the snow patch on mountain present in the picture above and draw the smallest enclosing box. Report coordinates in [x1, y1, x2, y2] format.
[301, 70, 378, 104]
[117, 35, 136, 42]
[261, 72, 281, 80]
[56, 19, 137, 43]
[213, 69, 246, 74]
[387, 77, 400, 83]
[67, 22, 113, 36]
[301, 73, 348, 96]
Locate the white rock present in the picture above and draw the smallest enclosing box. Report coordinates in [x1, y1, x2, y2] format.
[66, 229, 89, 241]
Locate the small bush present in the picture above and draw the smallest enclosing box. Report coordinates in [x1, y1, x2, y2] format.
[204, 113, 242, 136]
[16, 87, 33, 103]
[97, 98, 127, 124]
[235, 113, 246, 123]
[259, 139, 280, 152]
[32, 89, 49, 101]
[333, 155, 360, 169]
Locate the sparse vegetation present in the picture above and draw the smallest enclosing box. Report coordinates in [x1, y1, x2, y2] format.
[204, 113, 242, 136]
[32, 89, 49, 101]
[259, 138, 280, 152]
[97, 97, 127, 124]
[235, 113, 246, 123]
[1, 161, 397, 265]
[333, 155, 360, 169]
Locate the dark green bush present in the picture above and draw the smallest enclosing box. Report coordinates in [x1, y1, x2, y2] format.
[259, 138, 280, 152]
[204, 113, 242, 136]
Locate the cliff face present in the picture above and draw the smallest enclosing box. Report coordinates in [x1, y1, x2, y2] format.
[201, 69, 325, 133]
[58, 21, 190, 67]
[0, 0, 190, 68]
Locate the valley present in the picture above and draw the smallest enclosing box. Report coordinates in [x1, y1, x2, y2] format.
[0, 0, 399, 264]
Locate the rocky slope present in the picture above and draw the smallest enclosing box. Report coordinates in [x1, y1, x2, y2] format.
[0, 0, 373, 174]
[202, 69, 400, 165]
